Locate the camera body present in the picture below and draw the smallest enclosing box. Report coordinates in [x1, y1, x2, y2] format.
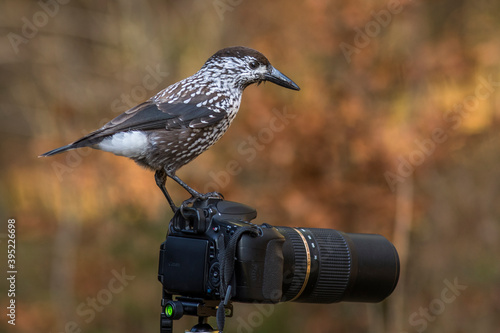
[158, 199, 286, 303]
[158, 198, 400, 306]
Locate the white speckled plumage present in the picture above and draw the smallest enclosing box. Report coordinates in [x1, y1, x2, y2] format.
[40, 46, 299, 210]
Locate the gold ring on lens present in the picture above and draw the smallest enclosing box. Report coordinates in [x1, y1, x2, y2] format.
[289, 228, 311, 301]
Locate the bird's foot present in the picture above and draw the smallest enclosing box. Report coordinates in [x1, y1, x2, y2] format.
[180, 192, 224, 208]
[199, 191, 224, 200]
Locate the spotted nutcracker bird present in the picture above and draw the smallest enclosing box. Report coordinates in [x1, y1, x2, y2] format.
[40, 46, 300, 212]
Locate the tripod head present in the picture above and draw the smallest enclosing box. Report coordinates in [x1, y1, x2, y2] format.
[160, 294, 232, 333]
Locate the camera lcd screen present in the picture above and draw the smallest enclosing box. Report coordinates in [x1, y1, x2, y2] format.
[161, 236, 208, 295]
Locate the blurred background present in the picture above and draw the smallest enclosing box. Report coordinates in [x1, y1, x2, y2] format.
[1, 0, 500, 332]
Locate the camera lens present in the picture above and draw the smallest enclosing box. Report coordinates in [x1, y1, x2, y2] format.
[276, 227, 399, 303]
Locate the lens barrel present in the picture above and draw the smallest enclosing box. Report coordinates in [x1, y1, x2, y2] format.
[276, 227, 399, 303]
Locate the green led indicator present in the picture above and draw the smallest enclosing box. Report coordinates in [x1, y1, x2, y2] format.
[165, 304, 173, 317]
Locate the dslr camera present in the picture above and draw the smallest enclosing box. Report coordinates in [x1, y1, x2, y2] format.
[158, 198, 399, 332]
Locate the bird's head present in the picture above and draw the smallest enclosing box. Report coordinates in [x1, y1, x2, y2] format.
[202, 46, 300, 91]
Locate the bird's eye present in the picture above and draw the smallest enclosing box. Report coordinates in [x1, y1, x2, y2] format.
[249, 61, 259, 70]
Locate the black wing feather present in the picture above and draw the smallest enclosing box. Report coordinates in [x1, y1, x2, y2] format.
[77, 100, 224, 142]
[40, 100, 226, 156]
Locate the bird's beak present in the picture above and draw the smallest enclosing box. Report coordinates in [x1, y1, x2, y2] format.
[264, 66, 300, 91]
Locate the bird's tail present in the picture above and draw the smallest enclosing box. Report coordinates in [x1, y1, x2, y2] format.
[39, 130, 105, 157]
[39, 143, 82, 157]
[38, 138, 97, 157]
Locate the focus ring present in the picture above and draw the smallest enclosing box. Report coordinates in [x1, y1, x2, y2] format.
[277, 227, 309, 302]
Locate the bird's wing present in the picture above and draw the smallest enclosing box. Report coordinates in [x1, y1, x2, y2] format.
[72, 100, 226, 146]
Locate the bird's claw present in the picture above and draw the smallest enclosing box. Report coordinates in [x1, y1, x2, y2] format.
[179, 192, 224, 209]
[199, 191, 224, 200]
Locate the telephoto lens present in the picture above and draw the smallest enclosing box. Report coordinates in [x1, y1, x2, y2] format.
[275, 227, 400, 303]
